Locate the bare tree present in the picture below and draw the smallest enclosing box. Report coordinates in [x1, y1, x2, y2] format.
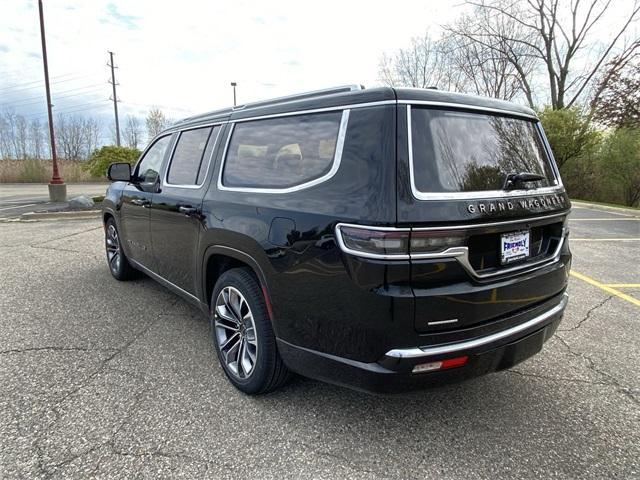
[29, 119, 45, 159]
[0, 113, 14, 159]
[56, 115, 84, 160]
[378, 28, 535, 103]
[123, 115, 142, 149]
[15, 115, 29, 159]
[83, 117, 101, 157]
[444, 13, 537, 102]
[146, 107, 168, 140]
[449, 0, 640, 109]
[379, 32, 468, 91]
[1, 111, 19, 158]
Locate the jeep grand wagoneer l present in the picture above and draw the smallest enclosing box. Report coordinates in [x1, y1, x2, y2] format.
[102, 85, 571, 394]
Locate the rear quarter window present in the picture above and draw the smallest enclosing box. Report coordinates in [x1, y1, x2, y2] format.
[221, 111, 346, 191]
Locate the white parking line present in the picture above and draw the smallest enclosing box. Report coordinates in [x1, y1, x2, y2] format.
[0, 203, 38, 211]
[570, 218, 639, 221]
[571, 206, 634, 217]
[570, 238, 640, 241]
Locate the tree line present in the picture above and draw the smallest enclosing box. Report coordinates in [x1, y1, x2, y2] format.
[380, 0, 639, 206]
[0, 107, 170, 161]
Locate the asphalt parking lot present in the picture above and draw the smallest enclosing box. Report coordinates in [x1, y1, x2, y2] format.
[1, 205, 638, 479]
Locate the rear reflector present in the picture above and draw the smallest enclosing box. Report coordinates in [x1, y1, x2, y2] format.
[412, 355, 468, 373]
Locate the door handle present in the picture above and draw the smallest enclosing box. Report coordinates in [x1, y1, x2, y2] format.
[178, 205, 199, 216]
[131, 198, 151, 207]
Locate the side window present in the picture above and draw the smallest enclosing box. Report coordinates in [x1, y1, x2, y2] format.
[222, 111, 343, 190]
[136, 135, 171, 184]
[167, 126, 213, 185]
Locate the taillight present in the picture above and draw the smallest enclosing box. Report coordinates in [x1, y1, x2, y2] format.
[336, 224, 466, 259]
[337, 226, 410, 258]
[410, 230, 466, 254]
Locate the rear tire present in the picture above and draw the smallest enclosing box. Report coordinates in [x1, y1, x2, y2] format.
[210, 268, 290, 394]
[104, 218, 137, 281]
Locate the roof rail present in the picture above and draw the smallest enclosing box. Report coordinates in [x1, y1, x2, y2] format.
[173, 85, 365, 126]
[233, 84, 365, 111]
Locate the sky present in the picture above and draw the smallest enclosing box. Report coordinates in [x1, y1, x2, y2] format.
[0, 0, 637, 144]
[0, 0, 468, 139]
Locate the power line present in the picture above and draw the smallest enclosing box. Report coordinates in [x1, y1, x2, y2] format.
[51, 102, 111, 117]
[22, 100, 111, 119]
[1, 84, 106, 108]
[0, 73, 103, 93]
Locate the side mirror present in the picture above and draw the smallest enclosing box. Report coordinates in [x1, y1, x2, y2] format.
[107, 162, 132, 182]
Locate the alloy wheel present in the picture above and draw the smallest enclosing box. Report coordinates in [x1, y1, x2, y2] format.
[105, 224, 121, 274]
[214, 286, 258, 379]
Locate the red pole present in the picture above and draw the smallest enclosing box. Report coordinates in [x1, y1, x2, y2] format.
[38, 0, 63, 184]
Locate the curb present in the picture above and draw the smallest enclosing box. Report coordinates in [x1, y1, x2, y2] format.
[571, 200, 640, 218]
[20, 210, 101, 220]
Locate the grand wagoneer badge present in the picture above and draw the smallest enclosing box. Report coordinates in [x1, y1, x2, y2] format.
[466, 194, 567, 214]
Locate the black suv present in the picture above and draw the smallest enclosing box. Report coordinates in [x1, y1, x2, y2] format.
[103, 85, 571, 394]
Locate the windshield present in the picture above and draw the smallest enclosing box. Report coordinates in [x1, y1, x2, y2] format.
[410, 108, 557, 193]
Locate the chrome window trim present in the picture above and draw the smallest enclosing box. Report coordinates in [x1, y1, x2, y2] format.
[217, 109, 350, 194]
[398, 99, 538, 120]
[167, 100, 395, 133]
[406, 105, 566, 201]
[385, 293, 568, 359]
[537, 122, 564, 187]
[335, 222, 568, 280]
[163, 124, 223, 190]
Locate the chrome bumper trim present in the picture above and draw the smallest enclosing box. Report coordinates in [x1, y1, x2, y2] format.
[385, 293, 568, 359]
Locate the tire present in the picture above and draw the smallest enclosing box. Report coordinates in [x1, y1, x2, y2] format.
[210, 268, 291, 394]
[104, 218, 137, 281]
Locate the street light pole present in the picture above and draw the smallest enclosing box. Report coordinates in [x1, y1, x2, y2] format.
[231, 82, 237, 107]
[38, 0, 66, 202]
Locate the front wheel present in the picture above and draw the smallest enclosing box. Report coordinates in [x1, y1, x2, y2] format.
[104, 218, 137, 281]
[211, 268, 290, 394]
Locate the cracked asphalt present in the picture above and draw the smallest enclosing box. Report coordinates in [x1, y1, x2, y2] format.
[0, 205, 638, 479]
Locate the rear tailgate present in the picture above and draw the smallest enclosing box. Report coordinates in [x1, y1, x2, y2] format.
[409, 207, 570, 332]
[396, 103, 571, 333]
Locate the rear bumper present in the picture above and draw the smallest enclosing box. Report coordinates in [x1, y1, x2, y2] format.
[277, 293, 567, 393]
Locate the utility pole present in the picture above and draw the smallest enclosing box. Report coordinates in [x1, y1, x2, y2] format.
[108, 51, 120, 146]
[38, 0, 66, 202]
[231, 82, 237, 107]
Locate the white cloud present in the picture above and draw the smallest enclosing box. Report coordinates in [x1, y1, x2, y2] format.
[0, 0, 466, 130]
[2, 0, 635, 143]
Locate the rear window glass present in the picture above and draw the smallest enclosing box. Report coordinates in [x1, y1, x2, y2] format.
[411, 108, 556, 193]
[222, 111, 343, 189]
[167, 127, 212, 185]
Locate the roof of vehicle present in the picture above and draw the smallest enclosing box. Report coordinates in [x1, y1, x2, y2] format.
[167, 85, 537, 132]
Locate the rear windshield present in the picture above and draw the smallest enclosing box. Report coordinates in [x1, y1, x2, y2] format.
[410, 108, 556, 193]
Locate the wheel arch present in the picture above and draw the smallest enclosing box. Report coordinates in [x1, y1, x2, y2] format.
[102, 207, 117, 225]
[201, 246, 273, 320]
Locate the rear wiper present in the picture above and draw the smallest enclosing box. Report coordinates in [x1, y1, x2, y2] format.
[503, 172, 546, 190]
